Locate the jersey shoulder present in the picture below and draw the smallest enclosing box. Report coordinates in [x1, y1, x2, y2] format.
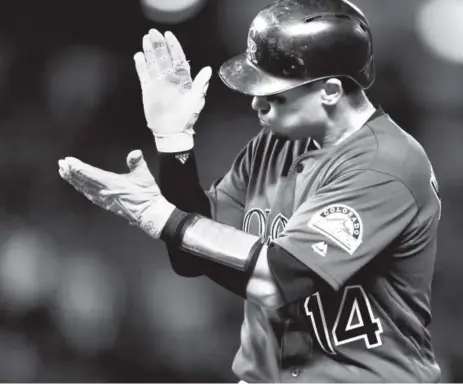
[327, 111, 439, 216]
[365, 114, 439, 211]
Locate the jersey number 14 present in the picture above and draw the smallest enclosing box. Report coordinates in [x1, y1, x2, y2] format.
[304, 285, 383, 354]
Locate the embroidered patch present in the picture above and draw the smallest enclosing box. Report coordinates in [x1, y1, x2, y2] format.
[308, 204, 363, 255]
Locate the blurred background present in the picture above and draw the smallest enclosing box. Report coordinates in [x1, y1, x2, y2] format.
[0, 0, 461, 381]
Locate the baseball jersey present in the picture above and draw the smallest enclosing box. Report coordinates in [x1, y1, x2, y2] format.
[206, 108, 441, 382]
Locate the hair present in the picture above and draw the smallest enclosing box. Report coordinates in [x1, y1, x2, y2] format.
[339, 77, 362, 95]
[304, 77, 362, 96]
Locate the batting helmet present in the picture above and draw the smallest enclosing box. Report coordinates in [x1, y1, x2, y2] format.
[219, 0, 375, 96]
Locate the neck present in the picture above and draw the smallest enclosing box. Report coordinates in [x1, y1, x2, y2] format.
[320, 95, 376, 148]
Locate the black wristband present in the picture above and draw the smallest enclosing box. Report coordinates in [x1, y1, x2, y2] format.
[160, 208, 190, 246]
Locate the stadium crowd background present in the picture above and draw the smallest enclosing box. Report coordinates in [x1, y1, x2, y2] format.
[0, 0, 461, 381]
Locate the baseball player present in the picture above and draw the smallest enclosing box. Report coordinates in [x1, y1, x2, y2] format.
[58, 0, 442, 382]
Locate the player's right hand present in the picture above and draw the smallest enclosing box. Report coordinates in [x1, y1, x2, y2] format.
[58, 150, 176, 239]
[134, 29, 212, 152]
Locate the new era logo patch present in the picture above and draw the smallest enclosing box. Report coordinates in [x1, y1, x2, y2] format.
[312, 242, 328, 257]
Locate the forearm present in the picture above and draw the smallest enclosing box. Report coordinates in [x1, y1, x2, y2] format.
[158, 150, 211, 217]
[157, 147, 261, 297]
[156, 149, 212, 277]
[160, 208, 285, 308]
[157, 207, 327, 307]
[155, 138, 289, 305]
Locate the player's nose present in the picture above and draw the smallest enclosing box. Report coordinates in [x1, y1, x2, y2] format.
[251, 96, 270, 114]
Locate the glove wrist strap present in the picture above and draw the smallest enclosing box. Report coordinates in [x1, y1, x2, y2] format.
[139, 198, 176, 239]
[154, 132, 194, 153]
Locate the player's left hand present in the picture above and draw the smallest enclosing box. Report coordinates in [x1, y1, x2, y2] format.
[134, 29, 212, 138]
[58, 150, 176, 239]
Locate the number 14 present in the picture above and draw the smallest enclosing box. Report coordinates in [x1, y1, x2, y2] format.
[304, 285, 384, 355]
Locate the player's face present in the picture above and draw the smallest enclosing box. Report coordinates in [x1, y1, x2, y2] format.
[251, 82, 327, 141]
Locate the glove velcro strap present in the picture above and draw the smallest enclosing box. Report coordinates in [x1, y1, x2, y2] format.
[161, 208, 264, 274]
[154, 132, 194, 153]
[138, 198, 176, 239]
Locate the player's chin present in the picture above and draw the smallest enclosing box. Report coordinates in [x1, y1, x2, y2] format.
[270, 131, 291, 141]
[269, 126, 299, 141]
[261, 120, 298, 141]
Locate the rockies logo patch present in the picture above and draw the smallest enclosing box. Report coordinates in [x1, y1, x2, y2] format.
[308, 204, 363, 255]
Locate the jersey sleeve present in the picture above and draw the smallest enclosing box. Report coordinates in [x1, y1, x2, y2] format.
[272, 169, 418, 291]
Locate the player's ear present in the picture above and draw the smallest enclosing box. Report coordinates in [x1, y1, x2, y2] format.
[320, 78, 343, 106]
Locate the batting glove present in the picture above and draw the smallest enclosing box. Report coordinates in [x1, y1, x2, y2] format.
[58, 150, 175, 239]
[134, 29, 212, 153]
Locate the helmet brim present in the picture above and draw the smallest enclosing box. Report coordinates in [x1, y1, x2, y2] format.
[219, 53, 311, 97]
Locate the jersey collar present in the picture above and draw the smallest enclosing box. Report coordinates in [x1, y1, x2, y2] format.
[306, 106, 384, 153]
